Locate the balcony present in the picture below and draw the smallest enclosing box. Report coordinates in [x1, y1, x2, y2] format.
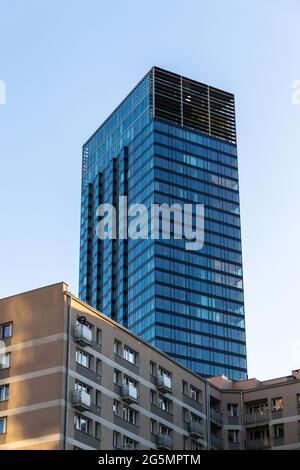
[245, 411, 268, 426]
[74, 324, 93, 347]
[157, 433, 173, 450]
[210, 408, 223, 426]
[188, 421, 204, 439]
[211, 434, 223, 450]
[121, 383, 138, 404]
[156, 374, 172, 393]
[72, 389, 91, 411]
[246, 438, 270, 450]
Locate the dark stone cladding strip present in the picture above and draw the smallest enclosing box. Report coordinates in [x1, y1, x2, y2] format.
[114, 354, 139, 374]
[150, 403, 174, 423]
[113, 415, 140, 435]
[75, 363, 101, 385]
[182, 394, 204, 414]
[74, 429, 101, 449]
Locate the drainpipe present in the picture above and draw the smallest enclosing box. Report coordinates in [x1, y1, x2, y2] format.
[240, 391, 245, 450]
[205, 381, 211, 449]
[63, 293, 72, 449]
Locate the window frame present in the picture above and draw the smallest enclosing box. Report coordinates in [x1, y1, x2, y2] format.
[0, 353, 11, 370]
[190, 386, 201, 403]
[75, 349, 91, 369]
[228, 429, 239, 443]
[0, 417, 7, 435]
[123, 346, 137, 365]
[0, 384, 9, 402]
[74, 414, 90, 435]
[271, 397, 283, 412]
[1, 323, 13, 340]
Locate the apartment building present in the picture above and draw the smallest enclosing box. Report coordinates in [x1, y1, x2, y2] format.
[0, 282, 299, 450]
[210, 373, 300, 450]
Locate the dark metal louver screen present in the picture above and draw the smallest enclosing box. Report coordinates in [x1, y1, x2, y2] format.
[153, 67, 236, 144]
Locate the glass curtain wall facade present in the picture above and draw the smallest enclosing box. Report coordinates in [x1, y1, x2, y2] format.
[79, 67, 247, 380]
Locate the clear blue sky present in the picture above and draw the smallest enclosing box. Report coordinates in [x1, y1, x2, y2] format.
[0, 0, 299, 380]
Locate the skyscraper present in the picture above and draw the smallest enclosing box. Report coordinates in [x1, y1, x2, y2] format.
[79, 67, 247, 380]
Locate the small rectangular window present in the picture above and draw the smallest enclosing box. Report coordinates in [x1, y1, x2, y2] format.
[114, 340, 122, 355]
[0, 353, 10, 370]
[122, 404, 137, 424]
[182, 408, 189, 422]
[113, 431, 121, 448]
[158, 394, 172, 413]
[150, 361, 156, 376]
[150, 419, 157, 434]
[190, 386, 201, 402]
[123, 435, 137, 448]
[96, 329, 102, 345]
[123, 346, 137, 365]
[0, 417, 7, 434]
[114, 369, 121, 385]
[273, 423, 284, 439]
[271, 397, 283, 411]
[96, 390, 101, 407]
[191, 413, 202, 424]
[74, 414, 90, 434]
[95, 423, 101, 440]
[228, 429, 239, 443]
[159, 424, 171, 436]
[182, 380, 188, 395]
[113, 400, 120, 415]
[0, 385, 9, 402]
[1, 323, 12, 339]
[75, 349, 91, 368]
[227, 403, 238, 417]
[96, 359, 102, 375]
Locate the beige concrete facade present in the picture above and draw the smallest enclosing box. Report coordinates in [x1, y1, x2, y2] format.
[0, 282, 299, 450]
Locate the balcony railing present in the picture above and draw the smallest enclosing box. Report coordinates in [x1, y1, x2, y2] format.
[246, 438, 270, 450]
[156, 374, 172, 393]
[272, 436, 284, 447]
[121, 383, 138, 404]
[271, 409, 283, 420]
[210, 408, 223, 426]
[74, 323, 93, 346]
[188, 421, 204, 439]
[72, 389, 91, 411]
[211, 434, 224, 450]
[157, 433, 173, 450]
[228, 441, 240, 450]
[245, 411, 268, 426]
[227, 415, 239, 425]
